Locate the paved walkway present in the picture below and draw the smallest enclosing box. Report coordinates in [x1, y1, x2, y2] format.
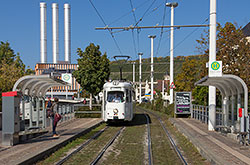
[0, 118, 103, 165]
[170, 118, 250, 165]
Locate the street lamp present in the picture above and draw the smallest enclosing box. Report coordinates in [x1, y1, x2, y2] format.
[148, 35, 156, 101]
[166, 2, 178, 104]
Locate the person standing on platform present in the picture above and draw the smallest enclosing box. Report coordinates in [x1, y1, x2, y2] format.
[51, 97, 60, 137]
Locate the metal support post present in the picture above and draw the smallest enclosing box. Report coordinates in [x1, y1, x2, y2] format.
[42, 98, 46, 128]
[231, 95, 235, 125]
[162, 80, 164, 98]
[36, 97, 40, 127]
[148, 35, 156, 101]
[138, 52, 143, 104]
[29, 97, 33, 128]
[208, 0, 217, 131]
[166, 2, 178, 104]
[21, 97, 25, 120]
[133, 62, 135, 84]
[223, 97, 229, 126]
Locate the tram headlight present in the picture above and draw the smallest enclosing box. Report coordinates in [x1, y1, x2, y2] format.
[113, 108, 118, 114]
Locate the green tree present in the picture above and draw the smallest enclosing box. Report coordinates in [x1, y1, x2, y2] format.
[0, 41, 26, 111]
[194, 22, 250, 105]
[175, 57, 200, 92]
[0, 41, 15, 65]
[73, 43, 110, 109]
[216, 22, 250, 91]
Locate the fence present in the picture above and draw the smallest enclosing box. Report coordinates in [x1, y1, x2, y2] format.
[192, 104, 224, 126]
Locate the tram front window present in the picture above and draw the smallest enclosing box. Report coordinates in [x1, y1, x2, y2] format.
[107, 91, 124, 103]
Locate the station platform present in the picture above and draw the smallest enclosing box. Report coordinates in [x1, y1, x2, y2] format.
[0, 118, 103, 165]
[170, 118, 250, 165]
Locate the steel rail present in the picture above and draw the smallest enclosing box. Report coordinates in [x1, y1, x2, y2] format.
[55, 126, 109, 165]
[144, 113, 153, 165]
[90, 126, 125, 165]
[139, 107, 188, 165]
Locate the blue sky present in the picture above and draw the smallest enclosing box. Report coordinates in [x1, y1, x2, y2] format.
[0, 0, 249, 69]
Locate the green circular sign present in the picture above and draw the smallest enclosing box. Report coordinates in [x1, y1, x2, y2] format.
[211, 61, 220, 70]
[63, 74, 70, 81]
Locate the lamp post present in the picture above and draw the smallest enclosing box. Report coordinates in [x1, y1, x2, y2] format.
[166, 2, 178, 104]
[148, 35, 156, 101]
[138, 52, 143, 104]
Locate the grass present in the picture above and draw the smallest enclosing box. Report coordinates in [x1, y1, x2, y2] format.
[64, 126, 122, 164]
[99, 113, 147, 165]
[149, 112, 182, 164]
[36, 124, 107, 165]
[138, 106, 209, 165]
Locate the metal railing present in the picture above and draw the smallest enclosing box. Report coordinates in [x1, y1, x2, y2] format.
[192, 105, 209, 124]
[192, 104, 224, 125]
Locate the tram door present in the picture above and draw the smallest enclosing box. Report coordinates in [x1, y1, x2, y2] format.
[125, 89, 132, 120]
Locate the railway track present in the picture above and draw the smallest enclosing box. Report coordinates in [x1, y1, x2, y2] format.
[90, 126, 125, 165]
[138, 107, 188, 165]
[144, 113, 153, 165]
[52, 108, 186, 165]
[55, 126, 125, 165]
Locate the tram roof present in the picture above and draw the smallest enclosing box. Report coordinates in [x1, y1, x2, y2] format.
[104, 81, 133, 89]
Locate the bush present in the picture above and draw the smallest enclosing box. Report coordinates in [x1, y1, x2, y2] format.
[164, 103, 175, 117]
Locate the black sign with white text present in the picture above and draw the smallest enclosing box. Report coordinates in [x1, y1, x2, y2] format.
[175, 92, 191, 114]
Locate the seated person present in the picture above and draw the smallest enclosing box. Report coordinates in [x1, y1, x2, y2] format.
[112, 95, 122, 103]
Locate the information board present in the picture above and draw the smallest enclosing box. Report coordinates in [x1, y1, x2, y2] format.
[175, 92, 191, 114]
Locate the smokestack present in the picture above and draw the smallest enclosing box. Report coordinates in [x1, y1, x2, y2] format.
[52, 3, 59, 64]
[40, 2, 47, 63]
[64, 4, 71, 63]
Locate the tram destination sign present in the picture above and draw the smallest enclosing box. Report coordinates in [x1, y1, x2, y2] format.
[175, 92, 191, 114]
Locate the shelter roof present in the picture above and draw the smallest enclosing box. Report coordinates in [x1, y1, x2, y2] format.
[12, 74, 70, 97]
[195, 74, 248, 116]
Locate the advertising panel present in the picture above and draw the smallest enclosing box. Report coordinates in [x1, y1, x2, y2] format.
[175, 92, 191, 114]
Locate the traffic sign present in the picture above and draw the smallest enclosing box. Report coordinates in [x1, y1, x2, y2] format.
[170, 82, 176, 89]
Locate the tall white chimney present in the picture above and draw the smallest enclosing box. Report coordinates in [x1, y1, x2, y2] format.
[52, 3, 59, 64]
[40, 2, 47, 63]
[64, 4, 71, 63]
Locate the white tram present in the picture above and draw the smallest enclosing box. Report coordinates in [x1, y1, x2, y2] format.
[102, 80, 135, 122]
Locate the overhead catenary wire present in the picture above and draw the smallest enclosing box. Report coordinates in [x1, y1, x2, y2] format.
[164, 17, 209, 56]
[108, 0, 153, 26]
[134, 0, 157, 27]
[89, 0, 123, 55]
[155, 0, 169, 57]
[129, 0, 138, 58]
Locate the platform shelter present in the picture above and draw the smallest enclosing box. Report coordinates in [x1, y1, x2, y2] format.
[195, 74, 249, 136]
[2, 74, 70, 146]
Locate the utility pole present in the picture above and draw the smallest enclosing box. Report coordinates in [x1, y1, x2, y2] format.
[208, 0, 217, 131]
[133, 62, 135, 84]
[138, 52, 143, 104]
[148, 35, 156, 101]
[166, 2, 178, 104]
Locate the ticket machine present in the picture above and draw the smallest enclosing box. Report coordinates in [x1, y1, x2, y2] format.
[2, 91, 21, 146]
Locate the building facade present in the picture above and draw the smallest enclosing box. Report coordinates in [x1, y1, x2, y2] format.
[35, 63, 80, 99]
